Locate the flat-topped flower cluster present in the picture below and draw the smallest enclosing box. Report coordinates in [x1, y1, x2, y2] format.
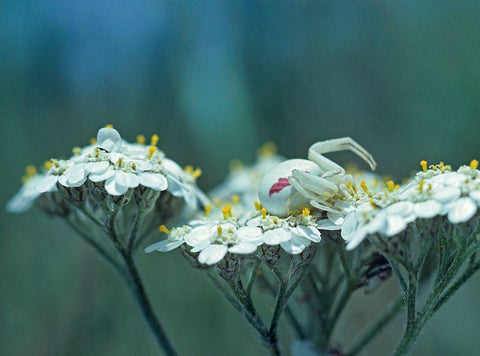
[7, 126, 204, 213]
[146, 203, 321, 265]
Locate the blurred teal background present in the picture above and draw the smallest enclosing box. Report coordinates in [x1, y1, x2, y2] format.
[2, 1, 480, 355]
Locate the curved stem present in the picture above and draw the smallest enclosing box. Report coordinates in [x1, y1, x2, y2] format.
[347, 298, 403, 356]
[121, 252, 178, 356]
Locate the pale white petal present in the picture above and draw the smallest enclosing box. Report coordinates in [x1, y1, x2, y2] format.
[139, 173, 168, 191]
[384, 215, 407, 237]
[115, 171, 140, 188]
[85, 161, 109, 174]
[317, 219, 342, 231]
[228, 242, 258, 254]
[341, 213, 358, 241]
[345, 226, 368, 250]
[280, 235, 311, 254]
[144, 239, 184, 253]
[448, 197, 477, 224]
[89, 168, 115, 182]
[414, 200, 442, 218]
[191, 239, 212, 253]
[469, 190, 480, 205]
[36, 175, 58, 193]
[292, 225, 321, 242]
[198, 245, 228, 265]
[6, 190, 39, 213]
[385, 201, 414, 217]
[184, 225, 211, 246]
[263, 228, 293, 245]
[66, 165, 87, 185]
[237, 227, 263, 244]
[105, 176, 129, 195]
[434, 186, 461, 204]
[97, 127, 122, 152]
[327, 211, 344, 225]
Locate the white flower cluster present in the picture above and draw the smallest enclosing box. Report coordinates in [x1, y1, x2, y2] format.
[209, 142, 285, 213]
[7, 126, 204, 213]
[146, 204, 321, 265]
[335, 160, 480, 250]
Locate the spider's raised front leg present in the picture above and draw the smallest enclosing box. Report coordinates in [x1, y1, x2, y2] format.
[308, 137, 377, 174]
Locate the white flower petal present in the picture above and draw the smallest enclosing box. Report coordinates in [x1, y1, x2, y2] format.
[237, 227, 263, 244]
[85, 161, 109, 174]
[385, 201, 414, 217]
[184, 225, 211, 247]
[414, 200, 442, 218]
[292, 225, 321, 243]
[115, 171, 140, 188]
[345, 226, 368, 250]
[191, 239, 212, 253]
[448, 197, 477, 224]
[317, 219, 342, 231]
[280, 235, 310, 254]
[384, 215, 407, 237]
[105, 176, 129, 195]
[198, 245, 228, 265]
[139, 173, 168, 191]
[341, 213, 358, 241]
[97, 127, 122, 152]
[145, 239, 184, 253]
[469, 190, 480, 205]
[434, 186, 461, 204]
[228, 242, 258, 254]
[263, 228, 293, 245]
[36, 175, 58, 193]
[327, 211, 344, 225]
[89, 168, 115, 182]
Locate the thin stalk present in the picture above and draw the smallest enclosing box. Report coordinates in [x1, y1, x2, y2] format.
[67, 216, 122, 273]
[121, 252, 178, 356]
[347, 298, 403, 356]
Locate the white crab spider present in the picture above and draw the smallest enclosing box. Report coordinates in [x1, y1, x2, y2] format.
[258, 137, 376, 217]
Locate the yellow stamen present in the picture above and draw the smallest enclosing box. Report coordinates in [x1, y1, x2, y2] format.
[117, 157, 123, 167]
[25, 165, 36, 176]
[72, 147, 81, 155]
[21, 175, 29, 183]
[105, 124, 113, 128]
[418, 180, 425, 193]
[222, 205, 232, 220]
[159, 225, 170, 234]
[229, 159, 243, 172]
[90, 138, 97, 145]
[387, 180, 395, 193]
[369, 199, 377, 208]
[261, 208, 267, 219]
[470, 159, 479, 169]
[217, 226, 223, 235]
[148, 146, 157, 159]
[151, 134, 159, 146]
[302, 207, 310, 217]
[420, 160, 428, 172]
[395, 184, 400, 190]
[428, 183, 432, 190]
[254, 201, 262, 211]
[231, 194, 240, 204]
[205, 205, 212, 217]
[360, 181, 369, 193]
[184, 165, 193, 173]
[272, 217, 278, 224]
[257, 142, 277, 156]
[44, 161, 52, 170]
[136, 135, 146, 144]
[193, 168, 202, 179]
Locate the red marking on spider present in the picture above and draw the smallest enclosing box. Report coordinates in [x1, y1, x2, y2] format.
[269, 177, 291, 196]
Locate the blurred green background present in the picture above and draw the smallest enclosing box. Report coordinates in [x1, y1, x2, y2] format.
[2, 1, 480, 355]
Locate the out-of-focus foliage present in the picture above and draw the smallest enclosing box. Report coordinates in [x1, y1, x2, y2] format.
[1, 1, 480, 355]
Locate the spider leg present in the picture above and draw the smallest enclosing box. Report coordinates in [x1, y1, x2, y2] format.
[308, 137, 377, 171]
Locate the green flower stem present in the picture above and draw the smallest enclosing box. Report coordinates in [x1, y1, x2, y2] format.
[127, 208, 147, 253]
[120, 251, 178, 356]
[347, 297, 403, 356]
[258, 273, 306, 340]
[67, 215, 122, 273]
